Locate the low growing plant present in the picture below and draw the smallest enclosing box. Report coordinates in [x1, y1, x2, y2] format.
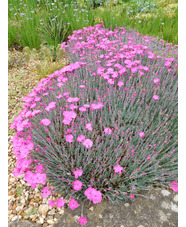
[11, 23, 178, 225]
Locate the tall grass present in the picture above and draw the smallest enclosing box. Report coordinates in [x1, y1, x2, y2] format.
[8, 0, 178, 50]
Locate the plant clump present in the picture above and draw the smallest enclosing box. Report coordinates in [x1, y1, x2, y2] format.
[11, 23, 178, 225]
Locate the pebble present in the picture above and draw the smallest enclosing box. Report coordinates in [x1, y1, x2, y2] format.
[54, 213, 60, 219]
[11, 216, 18, 222]
[16, 205, 23, 212]
[20, 179, 25, 184]
[59, 209, 64, 215]
[10, 178, 16, 183]
[124, 203, 129, 207]
[161, 190, 171, 196]
[171, 202, 178, 212]
[89, 206, 94, 211]
[173, 195, 178, 203]
[161, 201, 170, 209]
[48, 209, 56, 215]
[47, 220, 54, 224]
[20, 198, 25, 204]
[38, 204, 49, 217]
[39, 217, 44, 224]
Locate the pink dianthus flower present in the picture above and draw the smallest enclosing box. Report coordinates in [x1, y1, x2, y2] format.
[104, 128, 112, 135]
[139, 132, 145, 137]
[83, 139, 93, 149]
[113, 165, 123, 174]
[72, 180, 83, 191]
[69, 198, 79, 210]
[77, 216, 87, 225]
[130, 194, 135, 199]
[153, 95, 159, 100]
[85, 123, 92, 131]
[79, 107, 87, 112]
[170, 181, 178, 192]
[77, 135, 85, 143]
[48, 200, 55, 208]
[56, 198, 65, 208]
[40, 119, 51, 126]
[73, 169, 83, 179]
[67, 97, 79, 103]
[66, 134, 73, 143]
[153, 78, 160, 84]
[36, 164, 43, 173]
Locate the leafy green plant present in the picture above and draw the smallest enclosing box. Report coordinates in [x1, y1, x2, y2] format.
[24, 207, 38, 217]
[16, 186, 23, 197]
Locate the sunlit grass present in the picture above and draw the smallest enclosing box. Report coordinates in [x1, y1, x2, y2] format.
[8, 0, 178, 51]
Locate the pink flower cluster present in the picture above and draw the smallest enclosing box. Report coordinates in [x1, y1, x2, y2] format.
[73, 169, 83, 179]
[69, 198, 79, 210]
[78, 216, 87, 225]
[48, 198, 65, 208]
[113, 165, 123, 174]
[11, 24, 177, 227]
[170, 181, 178, 192]
[85, 187, 102, 204]
[72, 180, 83, 191]
[24, 171, 46, 189]
[41, 186, 51, 198]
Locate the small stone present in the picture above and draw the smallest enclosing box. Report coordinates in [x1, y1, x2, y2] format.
[35, 187, 39, 192]
[161, 201, 170, 209]
[12, 204, 17, 210]
[54, 218, 57, 222]
[99, 214, 103, 218]
[25, 207, 33, 214]
[59, 209, 64, 215]
[73, 215, 80, 222]
[10, 178, 16, 183]
[20, 198, 25, 204]
[16, 206, 23, 212]
[39, 217, 44, 224]
[171, 202, 178, 212]
[43, 198, 48, 203]
[11, 216, 18, 222]
[124, 203, 129, 207]
[173, 195, 178, 203]
[30, 215, 36, 219]
[89, 206, 94, 211]
[109, 214, 114, 219]
[159, 210, 168, 223]
[9, 214, 14, 220]
[32, 217, 37, 222]
[20, 179, 25, 184]
[38, 204, 49, 216]
[47, 220, 54, 225]
[48, 209, 56, 215]
[138, 225, 144, 227]
[161, 190, 171, 196]
[149, 194, 156, 200]
[54, 213, 60, 219]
